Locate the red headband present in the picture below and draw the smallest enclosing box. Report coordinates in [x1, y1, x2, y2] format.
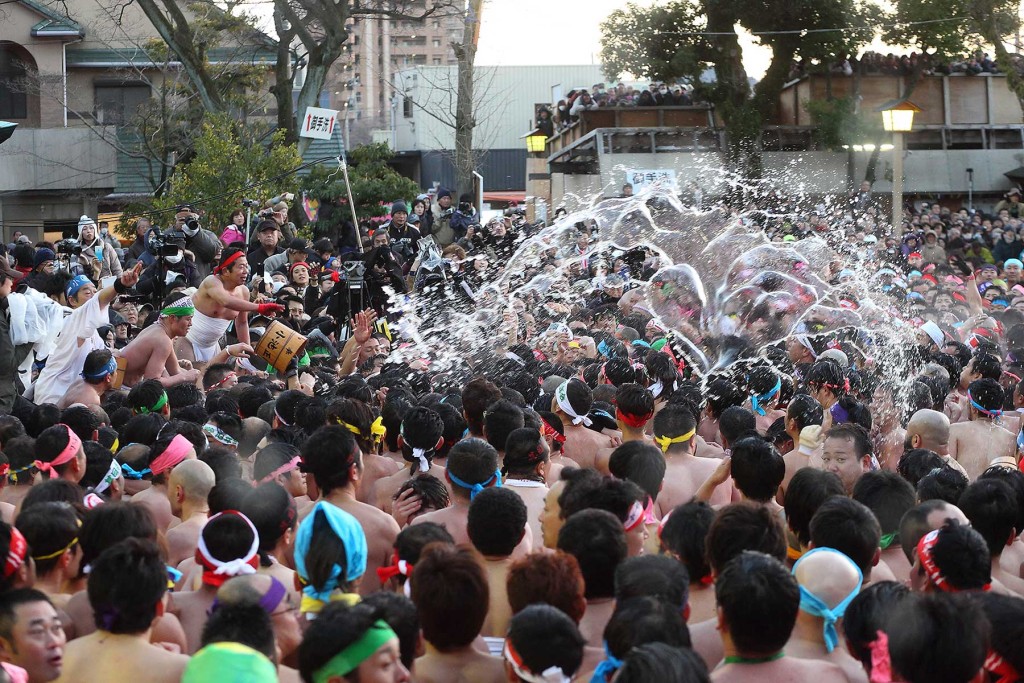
[916, 528, 991, 593]
[289, 261, 310, 275]
[376, 551, 413, 584]
[150, 434, 193, 475]
[616, 407, 654, 429]
[4, 527, 27, 578]
[540, 418, 566, 445]
[215, 251, 244, 274]
[985, 651, 1021, 683]
[34, 425, 81, 479]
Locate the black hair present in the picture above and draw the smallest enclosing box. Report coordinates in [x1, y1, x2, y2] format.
[925, 520, 992, 591]
[825, 422, 872, 458]
[705, 378, 745, 419]
[87, 538, 166, 634]
[809, 497, 881, 574]
[60, 406, 99, 442]
[979, 466, 1024, 535]
[787, 393, 824, 431]
[715, 551, 799, 656]
[299, 600, 395, 680]
[118, 413, 165, 447]
[446, 438, 499, 498]
[21, 479, 84, 513]
[252, 442, 301, 483]
[207, 412, 242, 443]
[608, 441, 666, 503]
[467, 487, 527, 557]
[506, 604, 586, 679]
[567, 477, 644, 528]
[897, 449, 945, 487]
[239, 385, 274, 419]
[888, 593, 989, 683]
[502, 427, 547, 481]
[957, 479, 1019, 559]
[201, 603, 276, 662]
[644, 351, 679, 401]
[659, 501, 714, 583]
[207, 477, 253, 514]
[199, 446, 240, 482]
[394, 522, 455, 567]
[852, 470, 916, 536]
[719, 406, 757, 446]
[80, 441, 115, 491]
[706, 502, 788, 573]
[0, 588, 55, 643]
[482, 399, 525, 452]
[843, 581, 911, 672]
[398, 406, 444, 469]
[300, 425, 359, 495]
[557, 509, 627, 599]
[395, 474, 451, 512]
[806, 359, 847, 397]
[359, 592, 420, 670]
[34, 424, 80, 478]
[651, 404, 696, 451]
[967, 377, 1003, 414]
[975, 592, 1024, 675]
[614, 642, 710, 683]
[126, 379, 166, 415]
[614, 554, 690, 610]
[729, 436, 785, 503]
[783, 468, 844, 547]
[166, 382, 203, 411]
[605, 596, 691, 662]
[615, 383, 655, 422]
[303, 506, 354, 596]
[409, 544, 488, 651]
[27, 403, 61, 438]
[240, 483, 296, 566]
[916, 466, 969, 505]
[380, 397, 412, 452]
[15, 502, 79, 575]
[971, 352, 1002, 381]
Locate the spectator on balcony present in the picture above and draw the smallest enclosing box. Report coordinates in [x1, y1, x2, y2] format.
[554, 100, 570, 128]
[569, 92, 598, 119]
[536, 108, 554, 138]
[992, 227, 1022, 265]
[637, 89, 656, 107]
[921, 231, 946, 265]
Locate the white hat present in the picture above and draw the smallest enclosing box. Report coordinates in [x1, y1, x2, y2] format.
[818, 348, 849, 368]
[920, 320, 944, 348]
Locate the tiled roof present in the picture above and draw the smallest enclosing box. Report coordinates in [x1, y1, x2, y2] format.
[20, 0, 83, 36]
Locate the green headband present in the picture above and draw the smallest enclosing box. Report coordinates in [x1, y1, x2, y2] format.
[138, 392, 168, 414]
[313, 621, 397, 683]
[160, 304, 195, 318]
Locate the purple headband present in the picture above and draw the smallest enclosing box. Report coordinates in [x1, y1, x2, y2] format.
[207, 575, 287, 617]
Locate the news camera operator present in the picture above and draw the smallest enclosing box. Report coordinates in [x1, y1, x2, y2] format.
[173, 205, 220, 278]
[135, 230, 201, 305]
[361, 245, 407, 316]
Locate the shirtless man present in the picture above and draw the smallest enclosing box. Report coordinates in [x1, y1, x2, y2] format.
[610, 383, 654, 447]
[653, 404, 733, 515]
[118, 296, 200, 388]
[778, 395, 823, 504]
[128, 433, 198, 532]
[164, 460, 215, 567]
[56, 539, 189, 683]
[58, 349, 116, 409]
[870, 384, 906, 472]
[787, 548, 869, 683]
[300, 425, 400, 595]
[173, 246, 283, 369]
[904, 409, 969, 477]
[552, 379, 613, 470]
[948, 378, 1016, 480]
[710, 551, 847, 683]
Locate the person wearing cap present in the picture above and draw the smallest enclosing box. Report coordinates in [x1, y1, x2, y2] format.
[76, 215, 122, 280]
[386, 201, 420, 245]
[134, 230, 200, 305]
[29, 261, 143, 406]
[995, 187, 1022, 218]
[430, 188, 456, 246]
[245, 220, 283, 280]
[262, 237, 309, 281]
[173, 206, 219, 279]
[920, 230, 945, 264]
[1003, 257, 1024, 287]
[22, 248, 55, 292]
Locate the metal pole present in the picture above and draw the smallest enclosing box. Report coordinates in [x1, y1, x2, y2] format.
[892, 131, 904, 236]
[340, 156, 362, 252]
[967, 167, 974, 212]
[245, 204, 252, 246]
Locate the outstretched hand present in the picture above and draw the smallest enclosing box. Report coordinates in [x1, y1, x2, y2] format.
[120, 261, 144, 288]
[352, 308, 378, 345]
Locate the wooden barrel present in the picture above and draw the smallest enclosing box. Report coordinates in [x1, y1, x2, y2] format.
[253, 320, 307, 373]
[110, 355, 128, 390]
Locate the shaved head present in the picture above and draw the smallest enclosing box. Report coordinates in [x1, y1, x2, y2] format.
[168, 459, 215, 503]
[794, 549, 862, 609]
[217, 573, 274, 606]
[898, 501, 969, 564]
[905, 409, 950, 455]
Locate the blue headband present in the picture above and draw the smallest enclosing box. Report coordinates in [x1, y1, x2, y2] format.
[791, 547, 863, 652]
[82, 356, 117, 380]
[589, 641, 623, 683]
[120, 462, 151, 479]
[750, 377, 782, 416]
[65, 275, 92, 300]
[967, 390, 1002, 418]
[447, 468, 502, 500]
[631, 340, 651, 350]
[294, 502, 368, 603]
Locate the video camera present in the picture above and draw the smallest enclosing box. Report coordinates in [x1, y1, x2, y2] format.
[147, 228, 186, 257]
[56, 239, 82, 257]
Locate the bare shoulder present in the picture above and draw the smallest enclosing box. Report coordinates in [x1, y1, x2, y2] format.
[234, 284, 249, 298]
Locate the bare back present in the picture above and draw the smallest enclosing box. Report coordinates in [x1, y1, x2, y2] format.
[659, 454, 733, 512]
[129, 487, 176, 532]
[119, 324, 174, 386]
[330, 498, 400, 594]
[562, 425, 613, 469]
[56, 632, 189, 683]
[711, 656, 849, 683]
[950, 420, 1016, 480]
[57, 380, 103, 409]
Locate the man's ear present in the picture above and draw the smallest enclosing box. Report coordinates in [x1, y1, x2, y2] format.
[0, 635, 15, 660]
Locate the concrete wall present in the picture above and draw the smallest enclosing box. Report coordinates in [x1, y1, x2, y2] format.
[0, 127, 117, 192]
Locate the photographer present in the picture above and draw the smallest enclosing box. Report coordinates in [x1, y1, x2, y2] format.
[450, 193, 478, 245]
[430, 188, 456, 246]
[174, 206, 220, 278]
[135, 232, 201, 305]
[77, 215, 123, 280]
[361, 245, 407, 315]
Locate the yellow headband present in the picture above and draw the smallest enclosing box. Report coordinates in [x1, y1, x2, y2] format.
[654, 428, 696, 453]
[337, 420, 362, 436]
[370, 416, 386, 443]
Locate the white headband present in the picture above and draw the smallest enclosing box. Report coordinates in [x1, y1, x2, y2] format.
[196, 512, 260, 577]
[555, 381, 591, 427]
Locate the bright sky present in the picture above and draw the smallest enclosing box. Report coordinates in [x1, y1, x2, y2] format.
[475, 0, 774, 79]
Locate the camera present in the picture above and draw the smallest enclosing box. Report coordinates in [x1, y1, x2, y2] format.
[458, 202, 472, 213]
[393, 238, 415, 260]
[147, 228, 186, 257]
[56, 239, 82, 257]
[241, 198, 260, 208]
[342, 261, 365, 288]
[183, 217, 200, 232]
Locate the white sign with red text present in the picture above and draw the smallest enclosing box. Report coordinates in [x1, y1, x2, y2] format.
[300, 107, 339, 140]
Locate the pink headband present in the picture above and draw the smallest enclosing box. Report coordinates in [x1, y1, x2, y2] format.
[34, 425, 81, 479]
[624, 500, 645, 532]
[149, 434, 193, 475]
[258, 456, 301, 484]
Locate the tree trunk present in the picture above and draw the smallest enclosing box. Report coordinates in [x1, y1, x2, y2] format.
[273, 13, 297, 145]
[452, 0, 484, 198]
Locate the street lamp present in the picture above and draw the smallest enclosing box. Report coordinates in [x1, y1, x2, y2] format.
[879, 100, 921, 236]
[525, 129, 547, 154]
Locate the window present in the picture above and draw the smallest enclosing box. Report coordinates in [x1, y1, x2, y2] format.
[403, 96, 413, 118]
[432, 57, 441, 65]
[0, 44, 29, 119]
[94, 82, 150, 125]
[432, 39, 441, 47]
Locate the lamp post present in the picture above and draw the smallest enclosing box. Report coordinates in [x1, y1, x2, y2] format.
[523, 127, 549, 222]
[880, 100, 920, 236]
[526, 131, 547, 154]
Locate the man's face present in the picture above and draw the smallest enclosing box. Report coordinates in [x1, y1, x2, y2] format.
[357, 337, 381, 364]
[960, 358, 978, 388]
[438, 196, 451, 209]
[136, 220, 150, 237]
[373, 234, 390, 249]
[169, 314, 192, 338]
[259, 229, 278, 248]
[820, 435, 869, 493]
[287, 301, 304, 320]
[539, 481, 565, 549]
[0, 275, 12, 298]
[291, 265, 309, 286]
[269, 589, 302, 659]
[224, 257, 251, 285]
[71, 283, 97, 308]
[392, 212, 407, 228]
[2, 601, 66, 683]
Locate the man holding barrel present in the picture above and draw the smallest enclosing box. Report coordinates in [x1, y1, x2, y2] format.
[175, 247, 284, 368]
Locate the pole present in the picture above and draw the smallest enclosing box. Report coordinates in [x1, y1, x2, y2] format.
[892, 131, 904, 236]
[245, 203, 252, 246]
[339, 155, 362, 252]
[967, 167, 974, 212]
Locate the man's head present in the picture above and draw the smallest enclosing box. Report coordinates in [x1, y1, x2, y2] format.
[791, 548, 862, 652]
[216, 574, 302, 663]
[888, 593, 989, 683]
[957, 479, 1019, 560]
[966, 377, 1004, 421]
[852, 470, 916, 540]
[706, 503, 787, 575]
[898, 500, 970, 564]
[167, 459, 216, 518]
[784, 468, 845, 548]
[467, 487, 527, 559]
[651, 404, 696, 455]
[390, 201, 408, 228]
[819, 423, 872, 493]
[729, 436, 785, 503]
[256, 221, 279, 250]
[507, 551, 586, 623]
[910, 520, 991, 593]
[34, 424, 86, 483]
[409, 544, 488, 652]
[299, 425, 361, 496]
[0, 589, 65, 683]
[809, 497, 881, 577]
[715, 551, 799, 658]
[904, 409, 950, 453]
[557, 509, 627, 600]
[87, 538, 167, 634]
[445, 438, 500, 502]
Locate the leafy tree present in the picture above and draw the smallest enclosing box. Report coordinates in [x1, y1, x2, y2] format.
[302, 143, 422, 238]
[151, 113, 302, 233]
